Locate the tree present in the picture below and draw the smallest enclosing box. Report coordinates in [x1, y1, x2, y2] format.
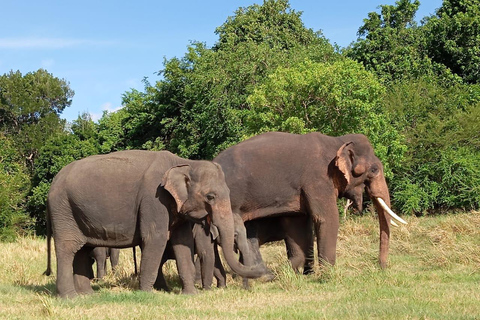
[423, 0, 480, 83]
[28, 133, 99, 234]
[247, 58, 406, 177]
[122, 0, 337, 159]
[385, 78, 480, 213]
[0, 69, 74, 169]
[346, 0, 458, 84]
[0, 135, 31, 241]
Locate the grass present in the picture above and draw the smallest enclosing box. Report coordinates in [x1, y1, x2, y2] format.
[1, 211, 479, 319]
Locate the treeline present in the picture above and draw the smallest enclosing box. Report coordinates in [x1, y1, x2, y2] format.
[1, 0, 479, 240]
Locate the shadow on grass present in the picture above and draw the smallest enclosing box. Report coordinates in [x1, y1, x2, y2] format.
[19, 281, 56, 296]
[18, 272, 185, 297]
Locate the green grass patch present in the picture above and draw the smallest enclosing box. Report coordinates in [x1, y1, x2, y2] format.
[1, 211, 479, 319]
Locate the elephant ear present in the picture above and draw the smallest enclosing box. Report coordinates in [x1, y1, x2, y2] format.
[161, 164, 191, 213]
[335, 142, 355, 185]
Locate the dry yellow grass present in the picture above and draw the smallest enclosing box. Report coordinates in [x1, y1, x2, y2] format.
[0, 211, 479, 319]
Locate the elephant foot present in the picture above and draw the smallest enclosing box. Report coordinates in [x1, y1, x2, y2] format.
[181, 287, 197, 295]
[74, 275, 94, 295]
[57, 288, 78, 299]
[242, 278, 251, 290]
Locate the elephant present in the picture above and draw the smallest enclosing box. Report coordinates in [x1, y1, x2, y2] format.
[154, 222, 226, 291]
[45, 150, 264, 298]
[213, 132, 406, 273]
[244, 215, 314, 275]
[90, 247, 120, 279]
[156, 212, 254, 291]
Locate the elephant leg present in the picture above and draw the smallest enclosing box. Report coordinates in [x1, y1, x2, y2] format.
[170, 222, 196, 294]
[193, 224, 214, 290]
[282, 216, 314, 274]
[154, 243, 173, 292]
[109, 248, 120, 272]
[73, 246, 94, 295]
[194, 256, 202, 285]
[92, 247, 107, 279]
[55, 239, 85, 298]
[139, 236, 167, 291]
[138, 200, 169, 292]
[305, 191, 339, 266]
[213, 244, 226, 288]
[154, 260, 170, 292]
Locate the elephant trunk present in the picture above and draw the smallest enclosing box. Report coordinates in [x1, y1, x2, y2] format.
[368, 175, 407, 269]
[212, 205, 264, 279]
[372, 195, 391, 269]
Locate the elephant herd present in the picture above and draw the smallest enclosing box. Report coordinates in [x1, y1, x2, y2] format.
[44, 131, 406, 298]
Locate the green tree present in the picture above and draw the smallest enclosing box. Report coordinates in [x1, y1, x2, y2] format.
[28, 133, 99, 234]
[97, 109, 127, 153]
[385, 78, 480, 213]
[0, 69, 74, 169]
[0, 135, 31, 241]
[247, 58, 406, 177]
[122, 0, 337, 159]
[423, 0, 480, 83]
[346, 0, 458, 84]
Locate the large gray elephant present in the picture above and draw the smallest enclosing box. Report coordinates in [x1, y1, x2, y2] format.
[213, 132, 406, 272]
[45, 150, 263, 298]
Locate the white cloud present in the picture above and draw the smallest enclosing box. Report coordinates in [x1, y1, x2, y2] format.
[0, 37, 117, 49]
[101, 102, 123, 113]
[41, 59, 55, 68]
[91, 102, 124, 122]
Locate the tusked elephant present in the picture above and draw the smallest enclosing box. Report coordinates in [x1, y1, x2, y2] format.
[213, 132, 406, 273]
[45, 150, 263, 298]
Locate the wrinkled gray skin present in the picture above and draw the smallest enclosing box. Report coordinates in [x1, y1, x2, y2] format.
[214, 132, 395, 274]
[155, 223, 226, 291]
[156, 213, 253, 291]
[245, 215, 314, 274]
[91, 247, 120, 279]
[45, 150, 263, 298]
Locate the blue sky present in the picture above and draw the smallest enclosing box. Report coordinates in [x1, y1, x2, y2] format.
[0, 0, 441, 122]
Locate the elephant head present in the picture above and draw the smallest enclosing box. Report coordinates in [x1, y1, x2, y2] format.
[162, 162, 263, 279]
[334, 135, 406, 268]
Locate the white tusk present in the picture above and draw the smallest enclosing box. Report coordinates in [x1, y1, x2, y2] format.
[376, 198, 407, 225]
[390, 220, 399, 227]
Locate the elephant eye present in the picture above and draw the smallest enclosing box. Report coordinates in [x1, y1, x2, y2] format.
[206, 193, 216, 202]
[369, 166, 379, 175]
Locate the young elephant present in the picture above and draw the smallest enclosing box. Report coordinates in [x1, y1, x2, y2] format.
[155, 222, 227, 291]
[90, 247, 120, 279]
[45, 150, 263, 298]
[156, 213, 256, 291]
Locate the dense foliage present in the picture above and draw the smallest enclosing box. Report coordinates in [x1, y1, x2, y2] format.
[1, 0, 479, 239]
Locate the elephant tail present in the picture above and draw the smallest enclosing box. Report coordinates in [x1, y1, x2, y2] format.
[133, 246, 138, 276]
[43, 207, 52, 276]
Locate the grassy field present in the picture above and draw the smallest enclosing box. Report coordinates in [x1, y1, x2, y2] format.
[1, 211, 479, 319]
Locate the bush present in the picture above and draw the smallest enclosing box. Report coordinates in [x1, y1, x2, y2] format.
[386, 79, 480, 214]
[0, 135, 32, 241]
